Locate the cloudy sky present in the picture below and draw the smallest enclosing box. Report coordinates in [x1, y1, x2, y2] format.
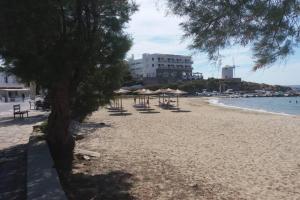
[126, 0, 300, 86]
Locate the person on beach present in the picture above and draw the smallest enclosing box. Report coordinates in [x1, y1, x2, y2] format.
[134, 97, 136, 105]
[22, 93, 25, 102]
[147, 97, 149, 107]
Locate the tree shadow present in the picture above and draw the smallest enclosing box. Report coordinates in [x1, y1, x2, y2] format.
[0, 114, 48, 127]
[61, 170, 136, 200]
[0, 144, 27, 200]
[71, 122, 112, 139]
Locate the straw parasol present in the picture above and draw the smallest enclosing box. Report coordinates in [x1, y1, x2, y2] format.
[137, 89, 154, 108]
[161, 88, 176, 106]
[114, 88, 130, 111]
[172, 89, 188, 109]
[134, 89, 147, 106]
[154, 89, 163, 104]
[162, 88, 176, 94]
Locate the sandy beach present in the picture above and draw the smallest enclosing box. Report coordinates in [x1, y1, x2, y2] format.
[68, 97, 300, 200]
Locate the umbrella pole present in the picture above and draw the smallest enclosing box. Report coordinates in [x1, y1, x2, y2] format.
[121, 96, 123, 114]
[158, 95, 160, 105]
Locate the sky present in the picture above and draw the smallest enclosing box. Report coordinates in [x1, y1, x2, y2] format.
[126, 0, 300, 86]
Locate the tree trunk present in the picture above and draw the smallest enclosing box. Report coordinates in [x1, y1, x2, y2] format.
[47, 80, 75, 170]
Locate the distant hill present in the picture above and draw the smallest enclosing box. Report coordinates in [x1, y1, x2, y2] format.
[144, 79, 292, 93]
[289, 85, 300, 92]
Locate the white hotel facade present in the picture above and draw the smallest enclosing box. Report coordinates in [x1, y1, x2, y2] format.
[0, 72, 30, 102]
[128, 53, 194, 81]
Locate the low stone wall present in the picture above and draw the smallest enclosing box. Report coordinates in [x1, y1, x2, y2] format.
[27, 132, 67, 200]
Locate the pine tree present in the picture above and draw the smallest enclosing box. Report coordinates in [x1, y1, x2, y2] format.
[0, 0, 137, 163]
[167, 0, 300, 69]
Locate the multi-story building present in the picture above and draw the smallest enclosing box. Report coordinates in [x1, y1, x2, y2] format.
[128, 53, 193, 82]
[0, 72, 30, 102]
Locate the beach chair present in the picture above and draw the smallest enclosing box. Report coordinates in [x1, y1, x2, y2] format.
[13, 104, 29, 119]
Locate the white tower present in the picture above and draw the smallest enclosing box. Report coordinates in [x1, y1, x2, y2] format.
[221, 65, 235, 79]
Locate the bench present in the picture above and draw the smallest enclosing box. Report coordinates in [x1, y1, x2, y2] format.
[13, 104, 29, 119]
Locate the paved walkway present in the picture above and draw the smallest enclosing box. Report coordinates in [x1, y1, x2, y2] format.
[0, 111, 48, 200]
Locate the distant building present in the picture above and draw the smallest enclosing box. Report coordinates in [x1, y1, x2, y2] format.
[221, 65, 235, 79]
[192, 72, 203, 80]
[128, 53, 194, 83]
[0, 72, 30, 102]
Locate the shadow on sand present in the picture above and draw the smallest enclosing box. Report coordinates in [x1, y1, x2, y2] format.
[139, 111, 160, 114]
[171, 110, 191, 113]
[61, 170, 136, 200]
[0, 114, 48, 127]
[72, 122, 112, 136]
[109, 113, 132, 116]
[108, 109, 128, 113]
[0, 144, 27, 200]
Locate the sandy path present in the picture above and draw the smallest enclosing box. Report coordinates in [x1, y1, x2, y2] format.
[74, 97, 300, 199]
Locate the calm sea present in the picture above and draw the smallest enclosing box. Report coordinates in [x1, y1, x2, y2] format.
[213, 97, 300, 116]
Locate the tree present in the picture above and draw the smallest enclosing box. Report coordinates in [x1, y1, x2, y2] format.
[0, 0, 137, 163]
[167, 0, 300, 69]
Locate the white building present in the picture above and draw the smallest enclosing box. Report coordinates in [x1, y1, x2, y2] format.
[128, 53, 193, 81]
[221, 65, 235, 79]
[0, 72, 30, 102]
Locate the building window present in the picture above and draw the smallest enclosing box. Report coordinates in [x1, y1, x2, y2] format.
[4, 76, 8, 83]
[152, 64, 154, 67]
[152, 58, 154, 61]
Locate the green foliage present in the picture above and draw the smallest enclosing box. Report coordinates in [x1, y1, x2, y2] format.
[146, 79, 220, 93]
[0, 0, 137, 121]
[167, 0, 300, 69]
[146, 79, 290, 94]
[241, 81, 291, 92]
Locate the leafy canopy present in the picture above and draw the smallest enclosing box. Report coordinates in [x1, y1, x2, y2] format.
[0, 0, 137, 121]
[167, 0, 300, 69]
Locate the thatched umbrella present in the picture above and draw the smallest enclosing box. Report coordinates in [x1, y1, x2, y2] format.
[172, 89, 188, 109]
[161, 88, 176, 106]
[154, 89, 163, 104]
[136, 89, 154, 108]
[143, 89, 154, 108]
[114, 88, 130, 111]
[134, 89, 147, 105]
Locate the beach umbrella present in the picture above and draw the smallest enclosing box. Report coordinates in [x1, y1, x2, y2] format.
[154, 89, 163, 104]
[142, 89, 154, 108]
[114, 89, 130, 111]
[137, 89, 154, 107]
[134, 89, 147, 106]
[161, 88, 176, 94]
[172, 89, 188, 109]
[162, 88, 175, 106]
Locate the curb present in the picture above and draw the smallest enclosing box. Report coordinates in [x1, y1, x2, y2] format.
[27, 132, 67, 200]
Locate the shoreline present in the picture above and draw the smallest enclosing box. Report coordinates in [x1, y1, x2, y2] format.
[208, 97, 298, 117]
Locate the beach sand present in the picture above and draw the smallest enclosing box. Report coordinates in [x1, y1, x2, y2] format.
[68, 97, 300, 200]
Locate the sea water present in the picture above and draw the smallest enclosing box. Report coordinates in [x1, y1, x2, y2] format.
[213, 97, 300, 116]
